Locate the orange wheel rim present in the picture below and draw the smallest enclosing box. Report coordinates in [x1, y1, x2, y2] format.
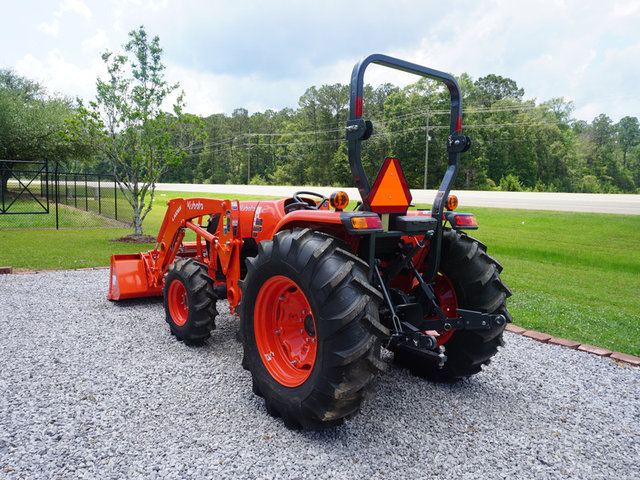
[168, 280, 189, 327]
[254, 275, 317, 387]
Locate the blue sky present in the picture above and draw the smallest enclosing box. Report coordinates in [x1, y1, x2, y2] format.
[2, 0, 640, 122]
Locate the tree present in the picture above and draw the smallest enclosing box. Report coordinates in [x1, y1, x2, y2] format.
[616, 116, 640, 168]
[473, 74, 524, 107]
[0, 70, 80, 194]
[66, 26, 206, 235]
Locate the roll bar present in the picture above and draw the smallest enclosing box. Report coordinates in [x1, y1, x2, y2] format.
[346, 54, 470, 218]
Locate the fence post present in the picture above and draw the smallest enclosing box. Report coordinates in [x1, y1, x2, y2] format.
[1, 162, 5, 214]
[98, 175, 101, 215]
[55, 164, 59, 230]
[114, 177, 118, 220]
[84, 174, 88, 211]
[45, 160, 49, 214]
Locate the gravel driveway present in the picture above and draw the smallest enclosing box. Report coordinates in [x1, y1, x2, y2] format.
[1, 269, 638, 479]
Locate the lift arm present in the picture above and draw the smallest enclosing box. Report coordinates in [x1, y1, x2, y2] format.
[108, 198, 243, 306]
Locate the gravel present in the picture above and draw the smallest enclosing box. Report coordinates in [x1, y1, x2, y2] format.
[1, 269, 638, 479]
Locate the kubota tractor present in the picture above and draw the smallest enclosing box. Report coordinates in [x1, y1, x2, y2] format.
[108, 54, 511, 429]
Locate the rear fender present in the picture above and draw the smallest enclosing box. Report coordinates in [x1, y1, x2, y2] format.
[275, 210, 346, 237]
[274, 210, 368, 255]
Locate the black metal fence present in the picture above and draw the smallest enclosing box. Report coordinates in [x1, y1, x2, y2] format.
[0, 160, 50, 215]
[0, 160, 132, 229]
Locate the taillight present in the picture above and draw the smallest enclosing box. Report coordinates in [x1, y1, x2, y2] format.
[451, 214, 477, 228]
[351, 216, 383, 229]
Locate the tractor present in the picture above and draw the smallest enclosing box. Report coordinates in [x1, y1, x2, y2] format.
[108, 54, 512, 429]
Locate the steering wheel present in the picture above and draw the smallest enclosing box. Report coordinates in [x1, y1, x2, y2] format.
[285, 191, 328, 213]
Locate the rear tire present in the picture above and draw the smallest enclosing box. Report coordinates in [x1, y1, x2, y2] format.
[163, 258, 218, 344]
[240, 229, 388, 429]
[394, 229, 512, 381]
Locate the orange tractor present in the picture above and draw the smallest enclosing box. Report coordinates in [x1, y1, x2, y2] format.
[108, 54, 511, 429]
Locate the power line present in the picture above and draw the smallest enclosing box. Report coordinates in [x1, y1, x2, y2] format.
[200, 103, 558, 149]
[192, 119, 561, 157]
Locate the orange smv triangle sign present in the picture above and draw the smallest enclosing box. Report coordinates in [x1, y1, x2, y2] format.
[368, 157, 412, 213]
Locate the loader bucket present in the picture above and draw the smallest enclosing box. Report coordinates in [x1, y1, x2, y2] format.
[107, 253, 163, 301]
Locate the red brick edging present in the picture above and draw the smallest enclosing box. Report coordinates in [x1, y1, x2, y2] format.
[505, 324, 640, 367]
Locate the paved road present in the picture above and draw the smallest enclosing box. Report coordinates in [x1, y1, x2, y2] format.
[155, 183, 640, 215]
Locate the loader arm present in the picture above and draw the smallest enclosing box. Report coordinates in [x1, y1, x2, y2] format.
[108, 198, 243, 306]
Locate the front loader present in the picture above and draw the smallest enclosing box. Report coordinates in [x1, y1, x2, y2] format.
[108, 54, 512, 429]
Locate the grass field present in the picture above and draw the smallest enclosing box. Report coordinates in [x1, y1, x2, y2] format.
[1, 190, 638, 356]
[456, 207, 639, 357]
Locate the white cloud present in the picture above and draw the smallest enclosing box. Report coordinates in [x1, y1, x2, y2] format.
[148, 0, 169, 11]
[37, 19, 60, 37]
[612, 1, 640, 17]
[82, 29, 109, 52]
[14, 53, 48, 83]
[61, 0, 92, 20]
[5, 0, 639, 122]
[36, 0, 92, 38]
[165, 65, 288, 116]
[15, 49, 106, 100]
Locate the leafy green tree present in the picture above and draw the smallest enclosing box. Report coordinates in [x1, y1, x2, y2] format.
[0, 70, 80, 193]
[616, 116, 640, 168]
[473, 74, 524, 107]
[66, 26, 206, 235]
[130, 67, 636, 194]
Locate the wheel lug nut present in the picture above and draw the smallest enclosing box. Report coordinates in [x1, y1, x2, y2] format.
[275, 330, 281, 335]
[291, 360, 297, 366]
[300, 329, 304, 334]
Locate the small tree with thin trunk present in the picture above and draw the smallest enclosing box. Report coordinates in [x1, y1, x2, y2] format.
[66, 25, 206, 235]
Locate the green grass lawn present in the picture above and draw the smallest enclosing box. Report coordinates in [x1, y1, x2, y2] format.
[1, 190, 638, 356]
[461, 207, 639, 357]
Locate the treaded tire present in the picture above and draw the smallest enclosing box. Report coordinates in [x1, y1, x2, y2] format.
[163, 258, 218, 344]
[394, 228, 512, 382]
[240, 228, 388, 430]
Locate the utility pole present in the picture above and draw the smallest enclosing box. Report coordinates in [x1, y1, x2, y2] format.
[247, 132, 251, 184]
[423, 105, 430, 190]
[230, 138, 234, 175]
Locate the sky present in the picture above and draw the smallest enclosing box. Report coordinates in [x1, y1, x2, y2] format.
[2, 0, 640, 122]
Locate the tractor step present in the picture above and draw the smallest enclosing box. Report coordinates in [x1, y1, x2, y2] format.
[107, 253, 163, 301]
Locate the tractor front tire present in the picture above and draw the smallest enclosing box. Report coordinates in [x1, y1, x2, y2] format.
[394, 228, 512, 382]
[240, 229, 388, 430]
[163, 258, 218, 344]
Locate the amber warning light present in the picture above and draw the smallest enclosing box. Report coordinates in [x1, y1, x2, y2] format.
[330, 191, 349, 211]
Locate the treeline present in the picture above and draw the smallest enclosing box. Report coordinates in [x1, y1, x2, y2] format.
[157, 74, 639, 193]
[3, 68, 639, 193]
